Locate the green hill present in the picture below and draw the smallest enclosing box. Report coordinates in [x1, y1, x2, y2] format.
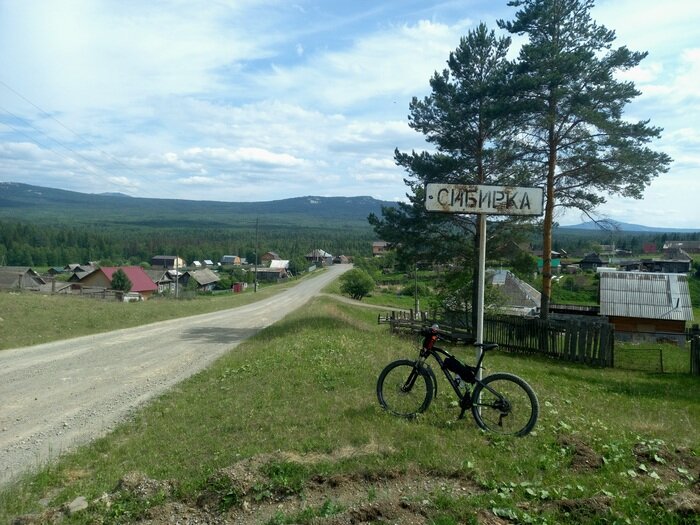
[0, 182, 397, 229]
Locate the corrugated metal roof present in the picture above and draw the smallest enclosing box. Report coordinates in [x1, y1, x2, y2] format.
[599, 271, 693, 321]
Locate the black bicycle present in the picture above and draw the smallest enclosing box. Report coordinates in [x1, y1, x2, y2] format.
[377, 324, 539, 437]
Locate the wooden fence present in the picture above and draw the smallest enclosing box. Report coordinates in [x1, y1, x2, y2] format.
[692, 337, 700, 376]
[379, 311, 614, 368]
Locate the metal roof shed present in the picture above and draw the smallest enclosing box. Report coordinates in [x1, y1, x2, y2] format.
[599, 271, 693, 344]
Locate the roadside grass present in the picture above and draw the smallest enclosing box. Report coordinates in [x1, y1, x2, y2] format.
[0, 273, 319, 351]
[1, 297, 698, 524]
[324, 278, 418, 310]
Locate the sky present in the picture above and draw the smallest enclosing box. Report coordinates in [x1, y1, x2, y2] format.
[0, 0, 699, 228]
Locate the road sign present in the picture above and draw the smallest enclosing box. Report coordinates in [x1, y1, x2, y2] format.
[424, 182, 543, 383]
[425, 183, 543, 216]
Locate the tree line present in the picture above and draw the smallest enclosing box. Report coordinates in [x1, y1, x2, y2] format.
[0, 220, 374, 269]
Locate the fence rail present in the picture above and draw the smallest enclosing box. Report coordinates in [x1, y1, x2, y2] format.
[378, 311, 614, 367]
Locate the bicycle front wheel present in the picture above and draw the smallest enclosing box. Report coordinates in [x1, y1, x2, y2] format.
[471, 372, 538, 437]
[377, 359, 433, 418]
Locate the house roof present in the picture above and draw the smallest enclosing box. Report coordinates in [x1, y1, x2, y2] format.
[490, 270, 541, 309]
[144, 269, 173, 282]
[269, 260, 290, 269]
[186, 268, 220, 286]
[580, 252, 604, 264]
[306, 249, 333, 258]
[599, 271, 693, 321]
[99, 266, 158, 293]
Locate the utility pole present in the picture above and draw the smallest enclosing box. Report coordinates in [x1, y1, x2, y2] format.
[254, 218, 259, 292]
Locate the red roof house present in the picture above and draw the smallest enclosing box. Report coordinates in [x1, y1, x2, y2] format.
[78, 266, 158, 299]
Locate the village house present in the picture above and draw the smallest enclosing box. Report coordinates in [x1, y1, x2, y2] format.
[144, 268, 175, 294]
[150, 255, 186, 270]
[599, 271, 694, 345]
[78, 266, 158, 300]
[179, 268, 220, 292]
[220, 255, 241, 265]
[372, 241, 390, 257]
[0, 266, 46, 291]
[261, 251, 281, 265]
[489, 269, 541, 316]
[579, 252, 605, 272]
[663, 240, 700, 254]
[255, 266, 290, 283]
[305, 249, 334, 266]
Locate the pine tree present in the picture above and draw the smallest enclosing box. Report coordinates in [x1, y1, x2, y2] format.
[110, 268, 133, 292]
[499, 0, 672, 318]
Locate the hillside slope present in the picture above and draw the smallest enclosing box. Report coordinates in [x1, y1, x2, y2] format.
[0, 182, 398, 229]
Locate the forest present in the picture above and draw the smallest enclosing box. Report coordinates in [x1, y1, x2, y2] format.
[0, 219, 374, 269]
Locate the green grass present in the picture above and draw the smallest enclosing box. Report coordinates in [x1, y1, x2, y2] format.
[1, 297, 698, 524]
[0, 273, 317, 351]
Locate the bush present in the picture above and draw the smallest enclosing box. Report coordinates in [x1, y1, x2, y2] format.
[339, 268, 375, 301]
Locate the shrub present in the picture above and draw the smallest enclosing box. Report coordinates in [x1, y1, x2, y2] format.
[339, 268, 375, 300]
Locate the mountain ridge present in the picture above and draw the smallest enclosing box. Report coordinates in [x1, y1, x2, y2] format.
[0, 182, 398, 228]
[558, 220, 700, 233]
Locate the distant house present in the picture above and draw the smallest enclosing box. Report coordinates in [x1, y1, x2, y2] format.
[78, 266, 158, 300]
[305, 249, 334, 266]
[620, 250, 692, 274]
[599, 271, 694, 345]
[220, 255, 241, 265]
[151, 255, 186, 270]
[663, 240, 700, 254]
[255, 267, 290, 283]
[180, 268, 220, 292]
[580, 253, 605, 271]
[489, 269, 541, 316]
[269, 259, 290, 270]
[334, 255, 351, 264]
[261, 251, 281, 265]
[0, 267, 46, 291]
[642, 242, 657, 254]
[64, 264, 98, 280]
[144, 269, 175, 294]
[192, 261, 202, 268]
[372, 241, 390, 257]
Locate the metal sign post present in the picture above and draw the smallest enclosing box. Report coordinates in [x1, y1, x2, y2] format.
[425, 183, 544, 378]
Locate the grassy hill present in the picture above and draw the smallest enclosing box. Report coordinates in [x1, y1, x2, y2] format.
[1, 296, 698, 523]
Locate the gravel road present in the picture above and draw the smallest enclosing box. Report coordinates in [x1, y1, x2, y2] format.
[0, 264, 350, 486]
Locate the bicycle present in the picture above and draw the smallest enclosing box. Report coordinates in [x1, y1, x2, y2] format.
[377, 324, 539, 437]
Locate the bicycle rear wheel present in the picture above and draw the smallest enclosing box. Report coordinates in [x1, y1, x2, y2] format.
[471, 372, 538, 437]
[377, 359, 433, 418]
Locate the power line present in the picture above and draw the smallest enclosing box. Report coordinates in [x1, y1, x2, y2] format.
[0, 79, 178, 199]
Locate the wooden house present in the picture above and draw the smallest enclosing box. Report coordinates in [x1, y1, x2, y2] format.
[78, 266, 158, 300]
[150, 255, 186, 270]
[180, 268, 220, 292]
[372, 241, 390, 257]
[663, 240, 700, 254]
[0, 267, 46, 291]
[305, 249, 333, 266]
[599, 271, 693, 345]
[580, 252, 605, 271]
[220, 255, 241, 265]
[261, 251, 281, 265]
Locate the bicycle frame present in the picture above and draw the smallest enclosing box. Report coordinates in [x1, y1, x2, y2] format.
[416, 332, 504, 419]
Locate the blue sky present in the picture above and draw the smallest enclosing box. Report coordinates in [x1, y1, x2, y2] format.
[1, 0, 699, 227]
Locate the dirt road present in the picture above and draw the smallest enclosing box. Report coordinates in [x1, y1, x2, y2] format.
[0, 265, 350, 486]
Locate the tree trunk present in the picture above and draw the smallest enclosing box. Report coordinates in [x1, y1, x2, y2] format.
[540, 93, 557, 321]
